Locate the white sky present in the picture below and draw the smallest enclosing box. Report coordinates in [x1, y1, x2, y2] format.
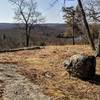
[0, 0, 77, 23]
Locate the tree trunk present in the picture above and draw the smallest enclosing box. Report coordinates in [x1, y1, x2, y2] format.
[72, 11, 75, 45]
[26, 33, 30, 47]
[25, 24, 29, 47]
[77, 0, 96, 50]
[96, 32, 100, 57]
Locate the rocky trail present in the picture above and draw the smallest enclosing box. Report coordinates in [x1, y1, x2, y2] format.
[0, 63, 50, 100]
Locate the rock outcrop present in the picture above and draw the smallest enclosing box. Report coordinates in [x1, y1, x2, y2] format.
[64, 54, 96, 80]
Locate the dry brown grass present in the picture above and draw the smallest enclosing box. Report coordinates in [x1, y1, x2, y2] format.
[0, 45, 100, 100]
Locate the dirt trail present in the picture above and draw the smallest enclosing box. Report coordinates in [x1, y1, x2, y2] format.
[0, 64, 50, 100]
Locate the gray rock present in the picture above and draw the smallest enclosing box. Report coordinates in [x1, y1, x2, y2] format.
[64, 54, 96, 80]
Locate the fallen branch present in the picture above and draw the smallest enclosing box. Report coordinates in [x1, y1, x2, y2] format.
[0, 46, 45, 53]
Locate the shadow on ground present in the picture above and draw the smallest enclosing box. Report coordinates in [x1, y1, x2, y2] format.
[88, 74, 100, 85]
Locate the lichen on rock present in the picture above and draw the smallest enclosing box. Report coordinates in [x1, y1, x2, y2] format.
[64, 54, 96, 80]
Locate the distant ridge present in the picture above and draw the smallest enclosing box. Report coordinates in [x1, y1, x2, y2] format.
[0, 23, 66, 29]
[0, 23, 17, 29]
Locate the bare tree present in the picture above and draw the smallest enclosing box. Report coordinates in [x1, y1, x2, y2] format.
[83, 0, 100, 56]
[77, 0, 95, 50]
[52, 0, 95, 50]
[84, 0, 100, 22]
[9, 0, 44, 47]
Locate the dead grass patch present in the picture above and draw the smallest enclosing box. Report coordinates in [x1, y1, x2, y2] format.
[0, 45, 100, 100]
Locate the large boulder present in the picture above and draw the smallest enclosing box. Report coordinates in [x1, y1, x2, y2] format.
[64, 54, 96, 80]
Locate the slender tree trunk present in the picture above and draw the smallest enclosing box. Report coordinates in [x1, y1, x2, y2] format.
[28, 26, 32, 46]
[26, 33, 30, 47]
[25, 24, 29, 47]
[72, 11, 75, 45]
[96, 32, 100, 57]
[77, 0, 96, 50]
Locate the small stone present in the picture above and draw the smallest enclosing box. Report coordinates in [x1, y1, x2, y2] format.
[43, 71, 55, 79]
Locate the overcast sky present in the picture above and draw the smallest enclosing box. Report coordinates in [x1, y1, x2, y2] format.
[0, 0, 77, 23]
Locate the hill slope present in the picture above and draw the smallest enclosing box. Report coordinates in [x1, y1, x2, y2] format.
[0, 45, 100, 100]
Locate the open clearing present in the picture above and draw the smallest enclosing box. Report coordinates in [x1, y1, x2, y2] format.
[0, 45, 100, 100]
